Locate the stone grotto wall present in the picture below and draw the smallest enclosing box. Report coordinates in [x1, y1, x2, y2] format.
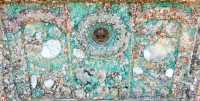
[0, 2, 200, 101]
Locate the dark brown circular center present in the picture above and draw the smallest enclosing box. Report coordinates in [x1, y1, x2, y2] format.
[92, 27, 110, 44]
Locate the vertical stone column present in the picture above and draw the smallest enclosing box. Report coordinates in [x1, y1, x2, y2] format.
[0, 11, 19, 101]
[188, 17, 200, 101]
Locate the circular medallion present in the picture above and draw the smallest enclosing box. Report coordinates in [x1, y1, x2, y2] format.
[76, 10, 129, 58]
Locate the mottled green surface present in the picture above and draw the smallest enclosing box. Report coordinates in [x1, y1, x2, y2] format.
[1, 2, 199, 100]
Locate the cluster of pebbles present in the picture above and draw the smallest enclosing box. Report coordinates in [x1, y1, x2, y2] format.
[0, 2, 199, 101]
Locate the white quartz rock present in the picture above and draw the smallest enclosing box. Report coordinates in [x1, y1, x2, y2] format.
[199, 54, 200, 59]
[41, 40, 61, 59]
[115, 75, 122, 82]
[97, 70, 106, 83]
[44, 79, 54, 90]
[133, 67, 143, 75]
[0, 55, 3, 60]
[73, 49, 86, 59]
[190, 85, 195, 91]
[96, 87, 103, 94]
[31, 75, 37, 89]
[165, 68, 174, 77]
[144, 44, 167, 62]
[75, 89, 85, 98]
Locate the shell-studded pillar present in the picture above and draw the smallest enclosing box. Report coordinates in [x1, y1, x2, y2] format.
[189, 7, 200, 101]
[0, 9, 19, 101]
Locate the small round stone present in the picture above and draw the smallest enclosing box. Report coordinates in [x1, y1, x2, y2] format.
[165, 68, 174, 77]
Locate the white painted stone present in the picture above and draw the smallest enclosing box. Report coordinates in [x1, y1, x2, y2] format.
[31, 75, 37, 89]
[75, 89, 85, 98]
[0, 50, 2, 54]
[165, 68, 174, 77]
[144, 44, 167, 62]
[73, 49, 86, 59]
[194, 78, 197, 82]
[4, 79, 9, 84]
[133, 67, 143, 75]
[41, 40, 61, 59]
[44, 79, 54, 90]
[144, 49, 150, 61]
[190, 85, 194, 91]
[0, 44, 3, 48]
[9, 84, 15, 89]
[199, 54, 200, 60]
[96, 87, 103, 94]
[0, 55, 3, 61]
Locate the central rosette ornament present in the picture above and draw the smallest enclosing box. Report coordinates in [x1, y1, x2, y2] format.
[75, 10, 129, 58]
[92, 27, 110, 44]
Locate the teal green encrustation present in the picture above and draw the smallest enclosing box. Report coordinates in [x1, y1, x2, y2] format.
[67, 2, 97, 31]
[2, 2, 199, 99]
[108, 4, 132, 32]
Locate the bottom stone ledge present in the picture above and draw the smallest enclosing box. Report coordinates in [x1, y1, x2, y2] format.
[29, 97, 180, 101]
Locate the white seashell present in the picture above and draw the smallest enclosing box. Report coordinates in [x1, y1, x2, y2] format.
[143, 49, 150, 61]
[31, 75, 37, 89]
[144, 44, 167, 62]
[41, 40, 61, 59]
[133, 67, 143, 75]
[73, 49, 86, 59]
[165, 68, 174, 77]
[44, 79, 54, 90]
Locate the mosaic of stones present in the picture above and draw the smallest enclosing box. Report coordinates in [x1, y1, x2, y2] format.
[0, 2, 200, 101]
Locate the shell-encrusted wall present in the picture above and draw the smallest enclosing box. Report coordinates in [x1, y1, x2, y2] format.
[0, 2, 200, 101]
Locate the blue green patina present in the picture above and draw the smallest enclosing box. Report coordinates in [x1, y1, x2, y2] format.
[2, 2, 198, 100]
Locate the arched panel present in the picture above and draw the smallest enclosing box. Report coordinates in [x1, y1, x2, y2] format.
[130, 4, 198, 98]
[0, 5, 74, 100]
